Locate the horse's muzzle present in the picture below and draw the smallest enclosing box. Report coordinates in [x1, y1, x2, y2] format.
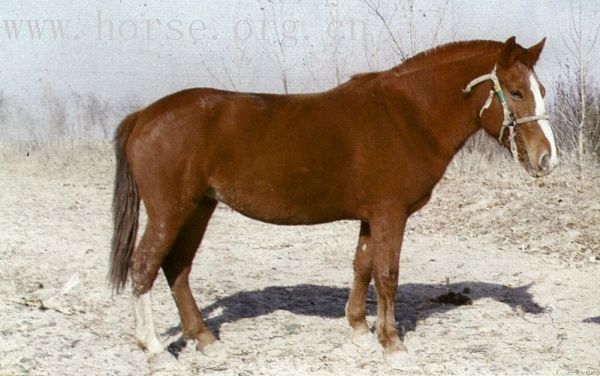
[527, 152, 555, 178]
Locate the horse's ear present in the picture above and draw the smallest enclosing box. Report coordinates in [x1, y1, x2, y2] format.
[527, 37, 546, 65]
[499, 36, 518, 67]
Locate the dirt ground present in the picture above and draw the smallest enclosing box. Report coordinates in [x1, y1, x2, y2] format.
[0, 143, 599, 375]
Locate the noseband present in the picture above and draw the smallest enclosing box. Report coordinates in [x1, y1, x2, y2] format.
[462, 65, 549, 161]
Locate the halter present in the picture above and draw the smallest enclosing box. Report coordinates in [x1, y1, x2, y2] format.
[462, 65, 550, 162]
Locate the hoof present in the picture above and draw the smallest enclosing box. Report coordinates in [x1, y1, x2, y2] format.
[194, 331, 217, 352]
[147, 351, 186, 374]
[384, 349, 417, 370]
[199, 341, 228, 360]
[147, 341, 164, 354]
[167, 337, 187, 359]
[351, 331, 380, 350]
[138, 337, 164, 354]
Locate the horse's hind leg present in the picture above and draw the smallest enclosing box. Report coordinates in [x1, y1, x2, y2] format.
[130, 211, 192, 353]
[161, 197, 217, 351]
[133, 290, 163, 353]
[346, 221, 374, 341]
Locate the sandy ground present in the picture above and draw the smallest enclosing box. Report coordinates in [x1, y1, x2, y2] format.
[0, 143, 599, 375]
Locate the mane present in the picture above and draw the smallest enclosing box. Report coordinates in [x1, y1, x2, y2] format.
[341, 39, 528, 91]
[351, 41, 500, 80]
[392, 40, 504, 76]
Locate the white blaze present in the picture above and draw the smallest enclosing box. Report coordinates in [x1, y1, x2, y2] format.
[529, 74, 558, 167]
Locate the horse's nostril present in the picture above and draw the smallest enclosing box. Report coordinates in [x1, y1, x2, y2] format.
[539, 153, 550, 170]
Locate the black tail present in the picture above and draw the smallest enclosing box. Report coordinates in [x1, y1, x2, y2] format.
[109, 112, 140, 293]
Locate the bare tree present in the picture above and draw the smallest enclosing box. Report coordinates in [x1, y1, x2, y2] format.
[362, 0, 407, 60]
[258, 0, 302, 94]
[326, 2, 349, 85]
[553, 2, 600, 169]
[360, 0, 454, 70]
[80, 94, 113, 139]
[0, 90, 6, 125]
[42, 87, 69, 139]
[301, 1, 352, 89]
[200, 46, 258, 92]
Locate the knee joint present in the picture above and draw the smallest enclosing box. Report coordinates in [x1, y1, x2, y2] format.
[375, 268, 398, 287]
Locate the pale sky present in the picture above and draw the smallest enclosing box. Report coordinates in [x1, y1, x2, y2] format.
[1, 0, 599, 139]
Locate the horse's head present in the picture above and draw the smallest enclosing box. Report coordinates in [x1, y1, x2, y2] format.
[471, 37, 558, 177]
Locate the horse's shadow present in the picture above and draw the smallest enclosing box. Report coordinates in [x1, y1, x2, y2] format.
[163, 281, 544, 345]
[583, 316, 600, 324]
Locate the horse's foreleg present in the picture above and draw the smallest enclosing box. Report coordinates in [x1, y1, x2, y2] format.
[346, 221, 374, 341]
[162, 197, 218, 351]
[370, 213, 416, 368]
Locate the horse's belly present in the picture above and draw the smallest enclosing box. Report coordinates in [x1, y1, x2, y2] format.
[205, 185, 349, 225]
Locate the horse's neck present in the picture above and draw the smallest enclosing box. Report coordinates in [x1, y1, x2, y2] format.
[395, 55, 496, 159]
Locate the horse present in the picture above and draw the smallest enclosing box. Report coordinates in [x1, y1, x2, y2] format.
[109, 36, 557, 368]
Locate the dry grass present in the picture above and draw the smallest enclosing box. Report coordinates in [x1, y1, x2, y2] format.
[431, 142, 600, 265]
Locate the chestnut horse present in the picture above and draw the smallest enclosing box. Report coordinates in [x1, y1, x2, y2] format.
[109, 37, 557, 367]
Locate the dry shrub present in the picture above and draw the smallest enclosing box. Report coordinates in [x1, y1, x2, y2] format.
[552, 75, 600, 164]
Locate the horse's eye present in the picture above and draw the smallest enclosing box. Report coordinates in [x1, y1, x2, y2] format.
[510, 90, 523, 100]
